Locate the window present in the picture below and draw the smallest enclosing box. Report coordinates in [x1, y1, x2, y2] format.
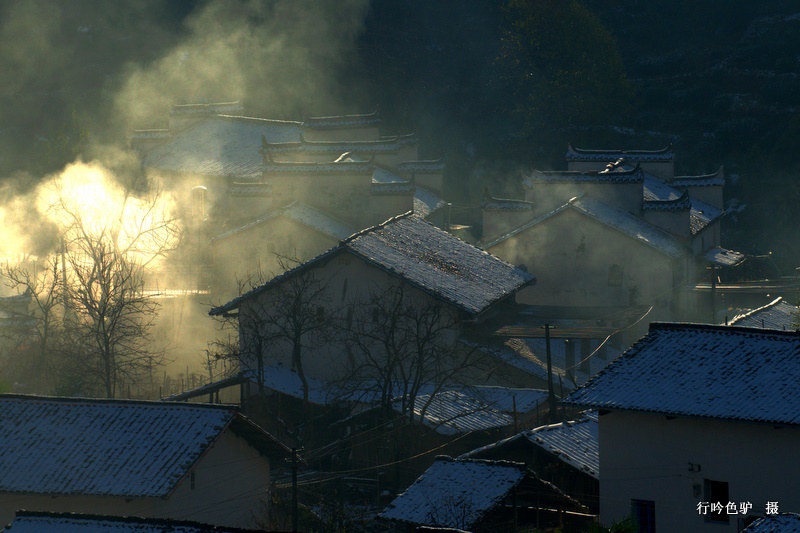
[631, 499, 656, 533]
[608, 264, 624, 286]
[704, 478, 729, 523]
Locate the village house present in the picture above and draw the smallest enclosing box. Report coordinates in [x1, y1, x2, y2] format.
[128, 104, 450, 385]
[462, 410, 599, 514]
[741, 513, 800, 532]
[563, 322, 800, 532]
[131, 103, 448, 299]
[0, 395, 291, 529]
[481, 145, 739, 325]
[378, 456, 589, 532]
[727, 296, 799, 330]
[1, 511, 268, 533]
[209, 212, 537, 391]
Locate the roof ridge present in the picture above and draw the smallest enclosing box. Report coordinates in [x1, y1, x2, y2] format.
[567, 143, 674, 155]
[673, 166, 725, 181]
[11, 510, 263, 532]
[434, 455, 529, 470]
[649, 320, 800, 338]
[730, 297, 786, 324]
[0, 393, 240, 410]
[341, 210, 416, 244]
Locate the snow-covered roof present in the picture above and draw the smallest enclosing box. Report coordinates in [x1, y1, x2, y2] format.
[462, 411, 599, 480]
[379, 457, 529, 528]
[566, 144, 674, 162]
[371, 165, 414, 194]
[523, 165, 645, 186]
[402, 390, 513, 435]
[524, 411, 599, 478]
[260, 133, 415, 155]
[483, 196, 687, 259]
[262, 156, 374, 175]
[730, 297, 799, 331]
[2, 511, 260, 533]
[0, 395, 289, 498]
[143, 115, 302, 179]
[705, 246, 747, 267]
[212, 202, 355, 242]
[212, 213, 535, 317]
[564, 323, 800, 425]
[371, 167, 445, 216]
[400, 387, 548, 435]
[414, 185, 447, 218]
[743, 513, 800, 532]
[643, 176, 723, 234]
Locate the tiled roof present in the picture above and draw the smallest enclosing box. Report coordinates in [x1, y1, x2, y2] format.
[482, 196, 688, 258]
[730, 297, 799, 331]
[2, 511, 261, 533]
[743, 513, 800, 532]
[212, 202, 355, 242]
[400, 387, 548, 435]
[402, 390, 513, 435]
[462, 337, 614, 389]
[642, 189, 691, 211]
[379, 457, 528, 528]
[212, 213, 535, 317]
[170, 101, 244, 116]
[672, 166, 725, 187]
[413, 185, 447, 218]
[228, 182, 271, 197]
[564, 323, 800, 425]
[705, 246, 746, 267]
[260, 133, 415, 155]
[371, 166, 415, 194]
[397, 158, 446, 173]
[0, 395, 288, 497]
[461, 411, 599, 479]
[302, 110, 381, 129]
[524, 411, 599, 478]
[523, 166, 645, 187]
[643, 176, 723, 235]
[143, 115, 302, 178]
[570, 197, 687, 257]
[262, 156, 374, 175]
[566, 144, 674, 162]
[481, 189, 533, 211]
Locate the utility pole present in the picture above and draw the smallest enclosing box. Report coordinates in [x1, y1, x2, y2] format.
[291, 447, 299, 533]
[542, 323, 558, 423]
[707, 265, 719, 323]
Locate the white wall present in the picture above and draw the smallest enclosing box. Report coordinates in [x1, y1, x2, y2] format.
[600, 410, 800, 532]
[0, 429, 271, 529]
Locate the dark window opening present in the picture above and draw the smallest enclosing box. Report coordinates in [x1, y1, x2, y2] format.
[631, 499, 656, 533]
[608, 264, 624, 286]
[704, 478, 729, 523]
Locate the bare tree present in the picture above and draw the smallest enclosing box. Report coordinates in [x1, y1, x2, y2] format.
[0, 257, 64, 392]
[340, 282, 486, 424]
[41, 173, 181, 397]
[209, 256, 336, 405]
